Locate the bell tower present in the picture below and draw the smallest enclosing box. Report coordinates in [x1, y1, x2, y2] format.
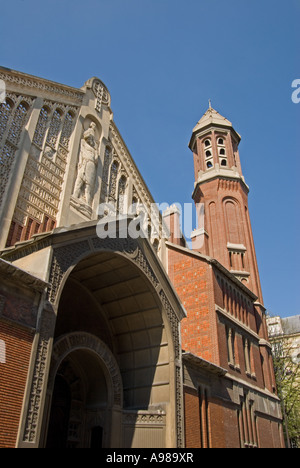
[189, 105, 263, 302]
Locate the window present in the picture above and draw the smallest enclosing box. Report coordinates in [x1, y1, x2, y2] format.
[60, 111, 74, 149]
[7, 102, 29, 145]
[226, 326, 236, 366]
[33, 106, 50, 147]
[0, 98, 14, 143]
[203, 138, 213, 169]
[0, 339, 6, 364]
[117, 175, 127, 214]
[243, 337, 251, 374]
[238, 393, 258, 448]
[217, 136, 227, 167]
[100, 146, 112, 203]
[24, 218, 33, 241]
[108, 160, 119, 203]
[46, 109, 63, 148]
[198, 387, 210, 448]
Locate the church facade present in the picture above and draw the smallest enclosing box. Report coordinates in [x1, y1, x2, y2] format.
[0, 68, 284, 448]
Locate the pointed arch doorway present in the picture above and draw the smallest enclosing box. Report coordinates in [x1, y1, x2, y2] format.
[44, 332, 123, 448]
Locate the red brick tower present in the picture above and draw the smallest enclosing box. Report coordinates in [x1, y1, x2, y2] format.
[189, 104, 262, 301]
[187, 106, 276, 389]
[166, 106, 281, 448]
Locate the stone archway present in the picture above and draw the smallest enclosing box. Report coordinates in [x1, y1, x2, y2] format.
[17, 229, 185, 448]
[44, 332, 123, 448]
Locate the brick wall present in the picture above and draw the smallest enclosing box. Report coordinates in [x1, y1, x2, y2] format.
[184, 387, 202, 448]
[168, 247, 218, 363]
[0, 320, 33, 448]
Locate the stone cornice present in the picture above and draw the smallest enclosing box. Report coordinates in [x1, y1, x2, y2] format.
[0, 258, 48, 292]
[183, 351, 227, 376]
[0, 67, 84, 104]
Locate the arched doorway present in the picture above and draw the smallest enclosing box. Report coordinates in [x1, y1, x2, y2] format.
[45, 333, 123, 448]
[37, 246, 182, 448]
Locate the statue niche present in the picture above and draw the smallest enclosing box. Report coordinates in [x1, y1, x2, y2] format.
[73, 122, 99, 207]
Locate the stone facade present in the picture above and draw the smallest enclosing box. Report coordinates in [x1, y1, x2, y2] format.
[0, 68, 284, 448]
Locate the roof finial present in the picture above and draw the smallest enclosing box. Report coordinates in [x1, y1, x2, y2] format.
[208, 98, 212, 109]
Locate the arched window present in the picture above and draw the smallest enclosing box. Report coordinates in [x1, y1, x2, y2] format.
[46, 109, 63, 148]
[108, 160, 119, 202]
[224, 199, 242, 244]
[100, 146, 112, 203]
[59, 111, 74, 149]
[0, 339, 6, 364]
[117, 175, 127, 213]
[0, 98, 14, 143]
[7, 101, 29, 145]
[217, 136, 227, 166]
[203, 138, 213, 169]
[33, 106, 50, 147]
[130, 196, 139, 215]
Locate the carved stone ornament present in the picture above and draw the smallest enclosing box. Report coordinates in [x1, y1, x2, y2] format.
[92, 80, 111, 113]
[73, 122, 99, 207]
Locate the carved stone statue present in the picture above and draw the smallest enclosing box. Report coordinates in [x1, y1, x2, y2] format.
[73, 122, 98, 206]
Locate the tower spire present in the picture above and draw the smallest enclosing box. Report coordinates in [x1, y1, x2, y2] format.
[189, 107, 263, 301]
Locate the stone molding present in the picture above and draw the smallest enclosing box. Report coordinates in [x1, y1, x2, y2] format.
[49, 332, 123, 407]
[0, 68, 84, 104]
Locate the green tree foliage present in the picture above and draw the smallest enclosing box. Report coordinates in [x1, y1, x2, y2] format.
[272, 339, 300, 448]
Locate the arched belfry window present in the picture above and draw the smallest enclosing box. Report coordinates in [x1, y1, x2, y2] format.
[217, 136, 227, 167]
[203, 138, 213, 169]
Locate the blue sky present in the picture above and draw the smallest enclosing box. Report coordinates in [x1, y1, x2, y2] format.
[1, 0, 299, 318]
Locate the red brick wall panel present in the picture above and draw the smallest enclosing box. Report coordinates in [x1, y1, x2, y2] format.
[0, 320, 33, 448]
[168, 248, 217, 363]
